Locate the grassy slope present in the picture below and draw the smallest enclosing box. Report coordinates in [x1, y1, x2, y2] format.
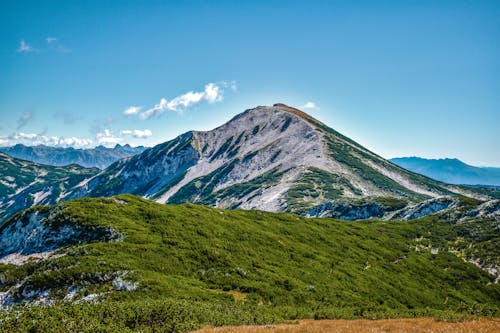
[0, 195, 498, 332]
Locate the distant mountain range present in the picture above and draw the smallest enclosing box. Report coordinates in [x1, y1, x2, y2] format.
[390, 157, 500, 186]
[0, 143, 145, 169]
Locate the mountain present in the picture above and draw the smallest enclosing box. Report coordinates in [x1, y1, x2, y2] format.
[2, 104, 495, 223]
[0, 152, 99, 221]
[65, 104, 483, 215]
[390, 157, 500, 186]
[0, 195, 498, 330]
[0, 143, 145, 169]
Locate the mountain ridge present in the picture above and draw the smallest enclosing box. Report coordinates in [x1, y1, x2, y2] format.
[0, 143, 145, 169]
[0, 152, 99, 221]
[390, 156, 500, 186]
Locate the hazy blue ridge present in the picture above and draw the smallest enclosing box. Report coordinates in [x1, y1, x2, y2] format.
[0, 144, 146, 169]
[390, 157, 500, 186]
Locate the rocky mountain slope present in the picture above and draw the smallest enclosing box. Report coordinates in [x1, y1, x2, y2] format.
[65, 104, 485, 215]
[390, 157, 500, 186]
[0, 144, 145, 169]
[0, 195, 498, 330]
[0, 152, 99, 222]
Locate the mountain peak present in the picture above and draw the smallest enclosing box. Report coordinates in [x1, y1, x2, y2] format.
[272, 103, 319, 122]
[2, 104, 492, 223]
[62, 103, 488, 215]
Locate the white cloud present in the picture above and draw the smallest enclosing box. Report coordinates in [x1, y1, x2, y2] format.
[96, 129, 123, 145]
[138, 82, 227, 120]
[3, 126, 153, 148]
[123, 106, 143, 116]
[13, 132, 38, 140]
[7, 132, 94, 148]
[17, 39, 34, 53]
[302, 101, 319, 110]
[120, 129, 153, 138]
[59, 137, 94, 147]
[46, 37, 57, 44]
[133, 129, 152, 138]
[140, 98, 168, 120]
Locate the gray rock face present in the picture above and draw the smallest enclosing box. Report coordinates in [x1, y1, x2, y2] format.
[392, 197, 456, 220]
[304, 201, 387, 220]
[0, 210, 120, 261]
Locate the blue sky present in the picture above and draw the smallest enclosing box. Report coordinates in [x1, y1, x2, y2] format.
[1, 0, 499, 166]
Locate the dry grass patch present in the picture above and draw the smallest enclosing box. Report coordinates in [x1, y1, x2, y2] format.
[209, 289, 248, 301]
[194, 318, 500, 333]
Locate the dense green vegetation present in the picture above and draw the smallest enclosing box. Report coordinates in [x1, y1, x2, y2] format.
[0, 195, 498, 332]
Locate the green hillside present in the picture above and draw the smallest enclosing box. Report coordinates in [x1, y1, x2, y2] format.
[0, 195, 498, 332]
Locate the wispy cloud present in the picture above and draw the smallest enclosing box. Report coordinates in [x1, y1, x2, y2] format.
[17, 111, 33, 130]
[123, 106, 143, 116]
[137, 82, 229, 120]
[302, 101, 319, 110]
[16, 37, 71, 54]
[53, 111, 79, 125]
[47, 37, 71, 53]
[228, 80, 237, 91]
[120, 129, 153, 138]
[17, 39, 34, 53]
[54, 44, 72, 53]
